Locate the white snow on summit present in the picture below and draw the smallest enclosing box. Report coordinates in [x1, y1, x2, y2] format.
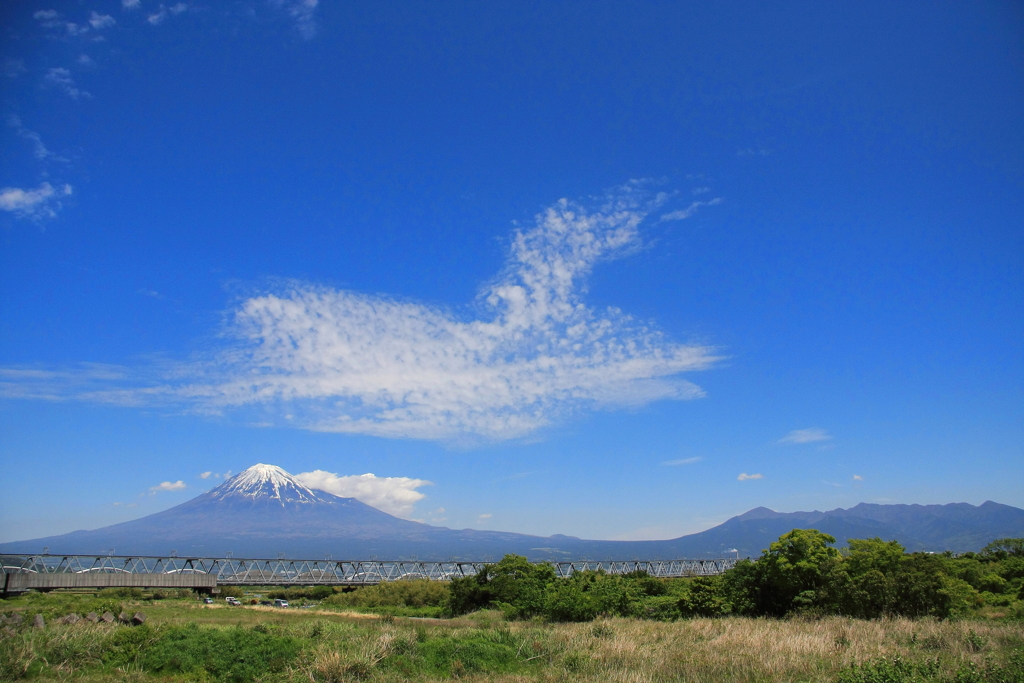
[210, 463, 328, 505]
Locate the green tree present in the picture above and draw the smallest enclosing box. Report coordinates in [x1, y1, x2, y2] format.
[718, 529, 842, 616]
[447, 554, 556, 618]
[980, 538, 1024, 560]
[890, 553, 980, 618]
[761, 529, 843, 615]
[838, 537, 905, 618]
[719, 557, 766, 615]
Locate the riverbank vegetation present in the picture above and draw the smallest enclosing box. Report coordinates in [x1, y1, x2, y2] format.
[1, 532, 1022, 681]
[446, 534, 1024, 622]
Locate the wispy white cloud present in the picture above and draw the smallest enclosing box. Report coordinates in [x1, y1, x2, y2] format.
[853, 474, 864, 481]
[145, 3, 188, 24]
[271, 0, 319, 39]
[123, 0, 142, 8]
[3, 59, 27, 78]
[661, 457, 702, 466]
[0, 186, 720, 440]
[0, 182, 73, 221]
[89, 12, 116, 29]
[294, 470, 431, 517]
[7, 115, 65, 163]
[778, 428, 832, 444]
[150, 480, 186, 492]
[34, 9, 114, 36]
[44, 68, 91, 100]
[198, 187, 717, 440]
[199, 471, 212, 479]
[477, 513, 492, 523]
[737, 472, 763, 481]
[691, 187, 711, 195]
[0, 363, 140, 401]
[660, 197, 722, 221]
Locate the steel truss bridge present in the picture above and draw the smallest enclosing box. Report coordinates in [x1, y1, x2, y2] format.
[1, 554, 738, 587]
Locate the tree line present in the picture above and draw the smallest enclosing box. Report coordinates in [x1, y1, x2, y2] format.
[446, 531, 1024, 621]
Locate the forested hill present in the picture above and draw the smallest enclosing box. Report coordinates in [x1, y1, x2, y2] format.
[643, 501, 1024, 558]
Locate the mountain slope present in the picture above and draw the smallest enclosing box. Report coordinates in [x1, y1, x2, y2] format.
[2, 464, 1021, 559]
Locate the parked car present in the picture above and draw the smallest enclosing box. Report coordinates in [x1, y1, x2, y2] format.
[202, 597, 214, 604]
[225, 597, 241, 606]
[273, 599, 289, 608]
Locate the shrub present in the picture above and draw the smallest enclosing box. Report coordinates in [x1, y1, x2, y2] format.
[324, 579, 449, 609]
[134, 624, 300, 683]
[678, 576, 728, 617]
[543, 580, 598, 622]
[266, 585, 336, 601]
[835, 656, 941, 683]
[417, 636, 521, 676]
[97, 587, 143, 599]
[448, 555, 556, 618]
[641, 595, 681, 621]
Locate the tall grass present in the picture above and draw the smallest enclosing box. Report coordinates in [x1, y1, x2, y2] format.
[1, 598, 1022, 682]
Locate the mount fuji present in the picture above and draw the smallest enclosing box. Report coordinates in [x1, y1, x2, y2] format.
[0, 465, 581, 559]
[2, 464, 1022, 559]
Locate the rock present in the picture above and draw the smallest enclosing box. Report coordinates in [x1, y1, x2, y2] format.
[101, 611, 115, 623]
[118, 612, 130, 624]
[1, 626, 14, 638]
[131, 612, 146, 626]
[59, 613, 81, 625]
[9, 614, 23, 625]
[32, 614, 45, 629]
[86, 612, 99, 623]
[0, 614, 7, 624]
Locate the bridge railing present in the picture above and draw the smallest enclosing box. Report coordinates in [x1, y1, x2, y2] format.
[0, 555, 738, 586]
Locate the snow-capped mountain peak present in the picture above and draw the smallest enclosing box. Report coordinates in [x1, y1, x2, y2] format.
[209, 463, 328, 505]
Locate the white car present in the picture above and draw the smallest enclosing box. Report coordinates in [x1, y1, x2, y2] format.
[273, 599, 289, 608]
[225, 597, 241, 606]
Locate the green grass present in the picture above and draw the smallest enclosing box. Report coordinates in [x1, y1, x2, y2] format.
[2, 592, 1024, 682]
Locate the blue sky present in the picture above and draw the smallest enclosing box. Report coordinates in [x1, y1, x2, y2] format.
[1, 1, 1022, 545]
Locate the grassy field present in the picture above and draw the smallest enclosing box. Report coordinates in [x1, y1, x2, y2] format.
[2, 592, 1023, 682]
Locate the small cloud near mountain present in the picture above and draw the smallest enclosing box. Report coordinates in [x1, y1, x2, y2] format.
[778, 428, 832, 444]
[149, 480, 186, 492]
[294, 470, 431, 518]
[662, 457, 701, 466]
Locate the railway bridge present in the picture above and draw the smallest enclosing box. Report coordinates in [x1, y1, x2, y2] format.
[1, 554, 739, 595]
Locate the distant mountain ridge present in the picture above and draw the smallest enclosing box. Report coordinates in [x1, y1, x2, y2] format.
[2, 464, 1021, 560]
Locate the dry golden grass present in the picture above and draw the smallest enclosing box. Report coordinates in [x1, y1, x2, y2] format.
[3, 601, 1021, 682]
[392, 616, 1024, 683]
